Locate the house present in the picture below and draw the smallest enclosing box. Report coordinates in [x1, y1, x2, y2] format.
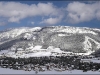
[80, 59, 91, 63]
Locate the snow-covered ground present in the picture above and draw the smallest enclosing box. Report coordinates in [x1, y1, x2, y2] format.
[0, 45, 95, 58]
[0, 50, 8, 55]
[81, 58, 100, 63]
[0, 68, 100, 74]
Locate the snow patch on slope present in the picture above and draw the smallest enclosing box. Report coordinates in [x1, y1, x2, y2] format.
[83, 36, 100, 54]
[83, 36, 92, 51]
[51, 26, 97, 35]
[0, 27, 41, 40]
[58, 34, 72, 36]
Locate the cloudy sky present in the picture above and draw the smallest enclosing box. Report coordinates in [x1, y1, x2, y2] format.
[0, 1, 100, 30]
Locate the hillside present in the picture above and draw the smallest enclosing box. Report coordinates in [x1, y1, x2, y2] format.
[0, 26, 100, 58]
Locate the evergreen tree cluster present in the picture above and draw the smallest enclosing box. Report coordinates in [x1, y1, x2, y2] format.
[0, 56, 100, 72]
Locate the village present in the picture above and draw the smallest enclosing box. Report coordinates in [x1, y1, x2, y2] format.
[0, 54, 100, 73]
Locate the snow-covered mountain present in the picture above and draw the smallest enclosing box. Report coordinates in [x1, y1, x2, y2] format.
[0, 26, 100, 58]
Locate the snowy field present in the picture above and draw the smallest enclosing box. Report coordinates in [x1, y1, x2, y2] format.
[81, 58, 100, 63]
[0, 68, 100, 74]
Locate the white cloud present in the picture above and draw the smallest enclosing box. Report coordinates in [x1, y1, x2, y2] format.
[40, 15, 63, 25]
[0, 2, 60, 23]
[66, 2, 100, 23]
[40, 17, 59, 25]
[31, 22, 34, 25]
[0, 1, 100, 25]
